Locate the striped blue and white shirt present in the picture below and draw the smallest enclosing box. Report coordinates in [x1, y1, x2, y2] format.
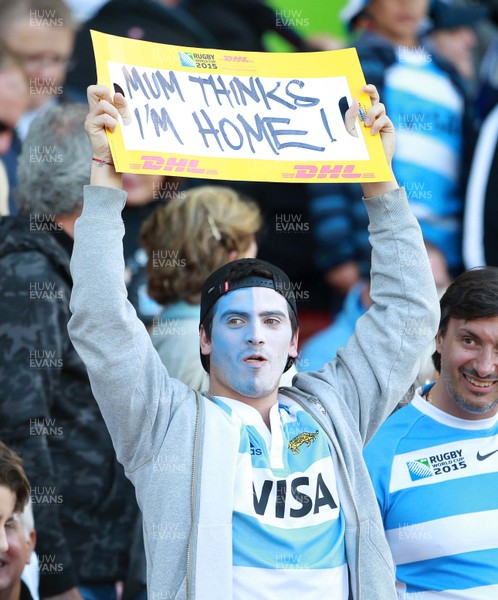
[384, 47, 464, 270]
[214, 394, 348, 600]
[364, 389, 498, 599]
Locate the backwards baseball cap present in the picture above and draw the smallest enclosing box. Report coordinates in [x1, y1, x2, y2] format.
[199, 258, 299, 373]
[200, 258, 299, 326]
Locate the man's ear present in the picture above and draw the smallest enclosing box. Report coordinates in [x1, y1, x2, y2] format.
[199, 324, 212, 357]
[289, 328, 299, 359]
[25, 529, 36, 564]
[435, 329, 443, 353]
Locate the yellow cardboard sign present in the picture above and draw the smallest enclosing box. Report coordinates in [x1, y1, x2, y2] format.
[91, 30, 392, 183]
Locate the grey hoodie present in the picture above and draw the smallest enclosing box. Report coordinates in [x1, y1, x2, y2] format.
[68, 184, 440, 600]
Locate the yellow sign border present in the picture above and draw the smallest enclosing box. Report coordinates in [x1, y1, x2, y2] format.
[91, 30, 392, 183]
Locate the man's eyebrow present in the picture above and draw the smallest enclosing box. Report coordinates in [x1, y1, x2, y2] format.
[259, 310, 288, 318]
[457, 328, 481, 339]
[457, 327, 498, 347]
[219, 309, 250, 320]
[218, 309, 288, 319]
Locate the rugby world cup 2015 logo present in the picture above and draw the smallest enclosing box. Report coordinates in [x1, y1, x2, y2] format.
[179, 52, 195, 67]
[406, 457, 433, 481]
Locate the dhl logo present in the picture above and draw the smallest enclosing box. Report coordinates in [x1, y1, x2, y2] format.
[283, 164, 375, 179]
[130, 156, 217, 175]
[222, 55, 252, 63]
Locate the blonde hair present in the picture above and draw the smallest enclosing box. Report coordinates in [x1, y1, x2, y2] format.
[141, 186, 261, 306]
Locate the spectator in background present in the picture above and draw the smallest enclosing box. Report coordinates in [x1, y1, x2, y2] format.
[0, 441, 34, 600]
[462, 100, 498, 268]
[429, 23, 478, 87]
[310, 0, 469, 311]
[463, 6, 498, 270]
[0, 0, 77, 214]
[0, 104, 137, 600]
[0, 42, 29, 216]
[0, 499, 38, 600]
[0, 43, 28, 157]
[0, 0, 75, 133]
[427, 0, 489, 95]
[365, 267, 498, 598]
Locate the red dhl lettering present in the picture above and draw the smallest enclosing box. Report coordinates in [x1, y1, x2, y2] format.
[223, 55, 250, 62]
[284, 164, 372, 179]
[140, 156, 206, 173]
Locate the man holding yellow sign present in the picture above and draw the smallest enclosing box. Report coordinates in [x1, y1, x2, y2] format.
[67, 72, 439, 599]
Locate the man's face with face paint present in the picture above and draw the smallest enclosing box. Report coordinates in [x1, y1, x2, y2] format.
[200, 287, 298, 403]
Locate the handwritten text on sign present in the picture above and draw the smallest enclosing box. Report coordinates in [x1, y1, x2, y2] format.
[110, 62, 367, 161]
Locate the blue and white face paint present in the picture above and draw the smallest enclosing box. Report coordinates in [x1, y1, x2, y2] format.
[200, 287, 298, 401]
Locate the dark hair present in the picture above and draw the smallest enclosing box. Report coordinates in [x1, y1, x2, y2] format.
[200, 262, 299, 374]
[0, 441, 30, 513]
[432, 267, 498, 372]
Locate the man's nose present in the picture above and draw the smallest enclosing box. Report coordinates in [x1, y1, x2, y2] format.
[473, 346, 498, 378]
[244, 320, 265, 345]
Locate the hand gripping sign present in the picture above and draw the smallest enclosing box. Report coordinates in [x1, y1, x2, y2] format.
[91, 30, 392, 183]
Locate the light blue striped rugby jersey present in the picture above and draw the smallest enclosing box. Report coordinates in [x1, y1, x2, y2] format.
[364, 388, 498, 599]
[383, 48, 464, 271]
[214, 394, 348, 600]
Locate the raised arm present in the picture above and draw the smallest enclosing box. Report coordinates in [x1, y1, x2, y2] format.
[295, 85, 440, 442]
[68, 85, 195, 472]
[307, 84, 394, 299]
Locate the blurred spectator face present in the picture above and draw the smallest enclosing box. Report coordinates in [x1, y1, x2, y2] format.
[0, 486, 16, 553]
[122, 173, 176, 207]
[3, 21, 74, 108]
[0, 511, 35, 597]
[431, 26, 477, 80]
[367, 0, 429, 45]
[427, 243, 452, 297]
[0, 65, 28, 154]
